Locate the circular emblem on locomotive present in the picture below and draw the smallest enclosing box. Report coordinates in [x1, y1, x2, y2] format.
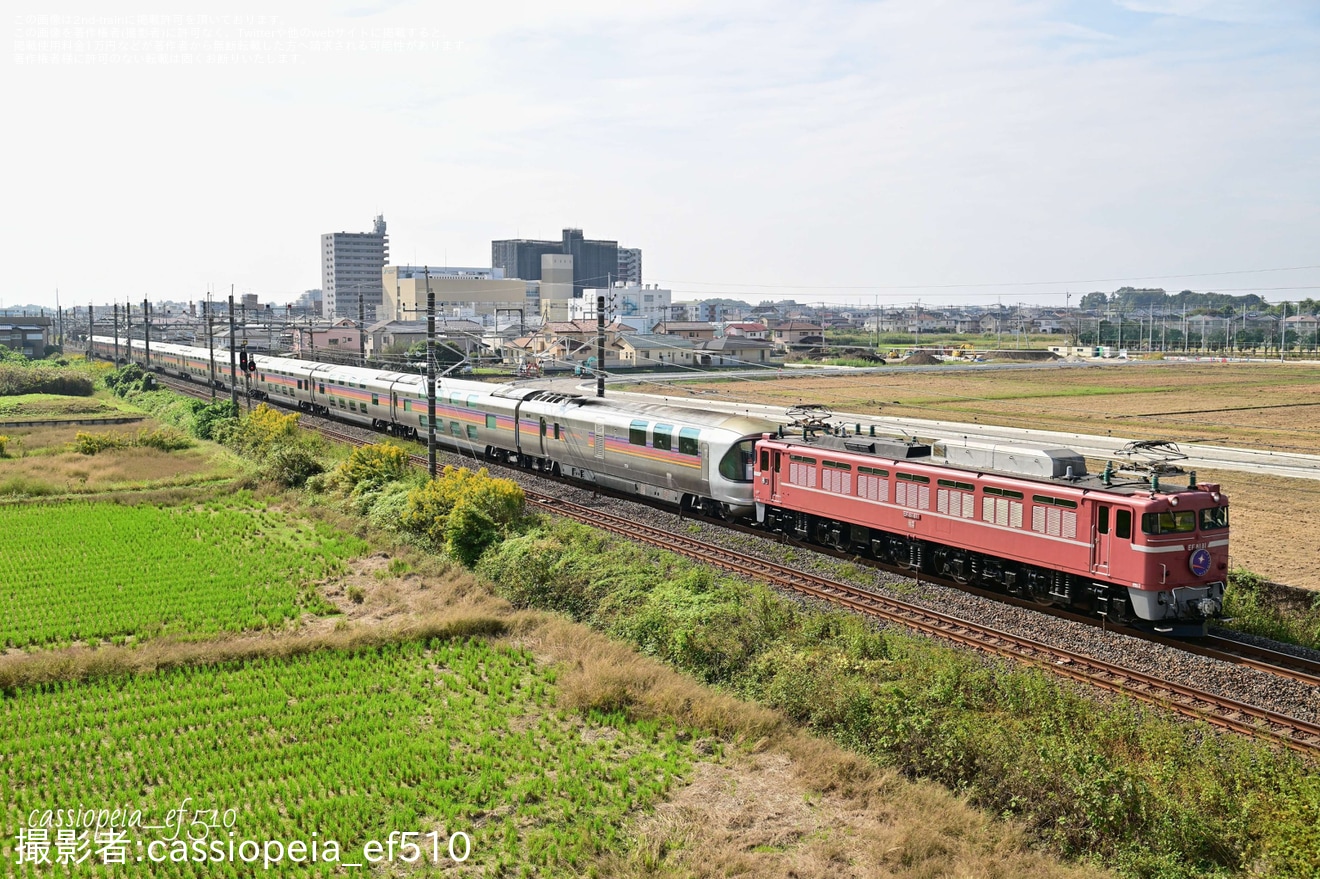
[1189, 548, 1212, 577]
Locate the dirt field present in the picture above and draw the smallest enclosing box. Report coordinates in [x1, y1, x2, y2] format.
[644, 361, 1320, 590]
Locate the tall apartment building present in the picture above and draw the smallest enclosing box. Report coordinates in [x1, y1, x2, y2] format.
[617, 247, 642, 286]
[321, 215, 389, 321]
[491, 228, 629, 297]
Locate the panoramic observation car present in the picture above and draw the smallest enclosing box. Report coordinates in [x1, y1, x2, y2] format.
[93, 336, 773, 519]
[753, 426, 1228, 631]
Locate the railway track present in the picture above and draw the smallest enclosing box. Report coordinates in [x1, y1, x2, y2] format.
[517, 494, 1320, 756]
[145, 370, 1320, 753]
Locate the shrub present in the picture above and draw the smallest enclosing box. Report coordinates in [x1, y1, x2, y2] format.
[135, 428, 193, 451]
[192, 400, 238, 440]
[223, 403, 301, 456]
[366, 481, 415, 533]
[261, 442, 325, 488]
[333, 443, 408, 494]
[103, 364, 154, 396]
[0, 363, 95, 397]
[0, 435, 8, 458]
[401, 466, 525, 563]
[73, 432, 130, 455]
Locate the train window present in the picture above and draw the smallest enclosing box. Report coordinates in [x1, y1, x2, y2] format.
[678, 428, 700, 456]
[1142, 511, 1197, 535]
[653, 426, 672, 451]
[554, 422, 561, 440]
[629, 420, 648, 445]
[403, 400, 411, 412]
[1116, 509, 1132, 540]
[1098, 506, 1110, 534]
[451, 392, 463, 406]
[450, 421, 461, 436]
[939, 479, 974, 492]
[858, 466, 889, 477]
[984, 486, 1024, 499]
[1200, 507, 1229, 530]
[371, 394, 379, 406]
[468, 394, 479, 408]
[420, 415, 429, 427]
[823, 460, 852, 470]
[467, 425, 478, 440]
[319, 384, 325, 394]
[486, 414, 497, 429]
[897, 472, 930, 484]
[789, 455, 817, 465]
[540, 419, 547, 437]
[760, 450, 769, 472]
[1033, 494, 1078, 509]
[718, 440, 756, 482]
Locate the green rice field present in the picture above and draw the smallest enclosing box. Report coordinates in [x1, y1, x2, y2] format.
[0, 498, 365, 647]
[1, 638, 694, 877]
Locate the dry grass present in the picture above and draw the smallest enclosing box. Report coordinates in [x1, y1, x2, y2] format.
[0, 420, 242, 495]
[520, 617, 1107, 879]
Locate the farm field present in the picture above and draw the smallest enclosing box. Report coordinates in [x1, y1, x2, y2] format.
[661, 360, 1320, 452]
[0, 392, 137, 422]
[0, 418, 243, 496]
[0, 638, 695, 876]
[648, 361, 1320, 590]
[0, 498, 365, 648]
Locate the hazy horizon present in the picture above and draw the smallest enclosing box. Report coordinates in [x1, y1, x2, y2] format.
[9, 0, 1319, 311]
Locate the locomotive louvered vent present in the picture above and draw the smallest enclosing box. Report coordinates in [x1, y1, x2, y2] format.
[843, 438, 932, 458]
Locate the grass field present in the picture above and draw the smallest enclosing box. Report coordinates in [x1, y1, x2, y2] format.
[0, 419, 245, 497]
[0, 393, 136, 422]
[0, 497, 365, 647]
[0, 638, 695, 877]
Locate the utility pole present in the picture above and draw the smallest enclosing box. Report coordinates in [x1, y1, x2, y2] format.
[1281, 302, 1288, 362]
[358, 289, 367, 366]
[425, 266, 436, 478]
[596, 294, 606, 398]
[206, 296, 216, 399]
[112, 303, 119, 364]
[123, 302, 131, 360]
[87, 301, 94, 358]
[142, 298, 152, 370]
[228, 290, 238, 410]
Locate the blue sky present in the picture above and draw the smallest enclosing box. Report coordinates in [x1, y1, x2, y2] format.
[7, 0, 1319, 309]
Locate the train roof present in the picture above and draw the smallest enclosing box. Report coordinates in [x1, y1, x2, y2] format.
[768, 431, 1218, 500]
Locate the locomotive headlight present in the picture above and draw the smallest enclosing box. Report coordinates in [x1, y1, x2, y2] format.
[1168, 497, 1178, 506]
[1211, 493, 1220, 502]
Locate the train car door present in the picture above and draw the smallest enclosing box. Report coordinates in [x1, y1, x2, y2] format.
[700, 442, 710, 487]
[1092, 503, 1112, 575]
[538, 417, 548, 458]
[594, 421, 605, 460]
[759, 446, 780, 502]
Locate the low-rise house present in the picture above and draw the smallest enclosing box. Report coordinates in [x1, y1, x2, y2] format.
[697, 337, 780, 366]
[617, 334, 698, 368]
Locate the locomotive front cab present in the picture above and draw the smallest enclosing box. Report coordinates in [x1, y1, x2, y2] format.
[1124, 484, 1229, 624]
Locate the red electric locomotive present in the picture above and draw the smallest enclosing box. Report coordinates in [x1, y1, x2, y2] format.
[753, 424, 1228, 633]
